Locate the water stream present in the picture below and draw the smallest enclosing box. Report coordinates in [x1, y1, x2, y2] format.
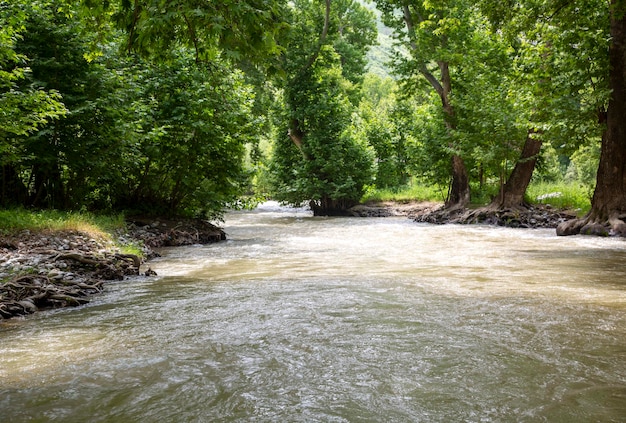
[1, 202, 626, 422]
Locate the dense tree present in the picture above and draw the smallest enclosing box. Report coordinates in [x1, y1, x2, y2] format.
[557, 0, 626, 236]
[478, 0, 608, 212]
[358, 74, 419, 189]
[2, 0, 623, 231]
[115, 52, 259, 217]
[0, 1, 66, 206]
[375, 0, 474, 209]
[269, 0, 377, 215]
[104, 0, 286, 68]
[1, 1, 263, 218]
[478, 0, 617, 235]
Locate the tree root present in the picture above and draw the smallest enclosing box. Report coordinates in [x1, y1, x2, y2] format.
[1, 252, 142, 319]
[0, 274, 104, 319]
[415, 204, 575, 229]
[556, 212, 626, 237]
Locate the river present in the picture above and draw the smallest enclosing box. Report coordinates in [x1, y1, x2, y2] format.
[1, 202, 626, 422]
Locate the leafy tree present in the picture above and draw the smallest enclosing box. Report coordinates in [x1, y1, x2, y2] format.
[104, 0, 286, 67]
[558, 0, 626, 236]
[375, 0, 475, 209]
[115, 52, 259, 217]
[479, 0, 624, 235]
[2, 1, 112, 209]
[0, 1, 66, 206]
[269, 0, 377, 215]
[272, 45, 374, 215]
[478, 0, 607, 210]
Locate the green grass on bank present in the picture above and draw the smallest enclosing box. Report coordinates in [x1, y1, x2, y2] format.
[361, 181, 592, 215]
[0, 209, 126, 238]
[361, 184, 447, 204]
[0, 209, 146, 257]
[526, 181, 592, 215]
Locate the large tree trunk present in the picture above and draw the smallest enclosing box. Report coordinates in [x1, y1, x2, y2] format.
[402, 6, 471, 210]
[439, 62, 470, 210]
[447, 155, 470, 209]
[309, 196, 357, 216]
[492, 130, 542, 209]
[557, 2, 626, 236]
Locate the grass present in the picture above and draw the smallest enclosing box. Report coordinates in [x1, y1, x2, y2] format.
[0, 209, 147, 258]
[526, 181, 592, 215]
[361, 180, 593, 216]
[361, 183, 447, 203]
[0, 208, 126, 239]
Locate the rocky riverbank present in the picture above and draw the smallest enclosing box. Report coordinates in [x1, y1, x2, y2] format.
[1, 204, 576, 320]
[0, 218, 225, 320]
[350, 201, 576, 228]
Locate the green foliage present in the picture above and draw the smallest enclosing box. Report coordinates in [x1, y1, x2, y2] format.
[565, 143, 601, 189]
[0, 1, 67, 158]
[115, 52, 257, 218]
[1, 1, 261, 218]
[269, 0, 377, 214]
[361, 180, 446, 203]
[526, 181, 592, 215]
[0, 0, 616, 219]
[271, 46, 374, 212]
[108, 0, 287, 66]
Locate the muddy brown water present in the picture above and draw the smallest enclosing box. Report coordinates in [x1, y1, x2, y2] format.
[1, 202, 625, 422]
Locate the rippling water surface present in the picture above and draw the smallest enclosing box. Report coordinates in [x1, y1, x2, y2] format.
[1, 202, 626, 422]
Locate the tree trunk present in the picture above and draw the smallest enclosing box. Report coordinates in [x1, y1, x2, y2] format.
[309, 196, 357, 216]
[438, 61, 471, 210]
[402, 6, 470, 210]
[447, 155, 470, 209]
[557, 1, 626, 236]
[493, 130, 542, 209]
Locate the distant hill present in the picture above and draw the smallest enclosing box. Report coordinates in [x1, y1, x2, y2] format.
[359, 0, 395, 78]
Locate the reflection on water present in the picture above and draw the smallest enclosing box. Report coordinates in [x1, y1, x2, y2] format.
[1, 202, 625, 422]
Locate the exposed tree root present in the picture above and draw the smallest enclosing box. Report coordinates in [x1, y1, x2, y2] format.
[556, 211, 626, 237]
[0, 274, 102, 319]
[1, 252, 140, 319]
[415, 204, 575, 229]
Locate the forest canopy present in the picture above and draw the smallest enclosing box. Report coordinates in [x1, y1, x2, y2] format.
[1, 0, 624, 235]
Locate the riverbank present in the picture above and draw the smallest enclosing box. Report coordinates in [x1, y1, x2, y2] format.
[351, 201, 577, 228]
[0, 217, 225, 319]
[1, 202, 575, 320]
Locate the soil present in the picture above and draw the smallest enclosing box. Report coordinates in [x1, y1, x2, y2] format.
[0, 218, 225, 320]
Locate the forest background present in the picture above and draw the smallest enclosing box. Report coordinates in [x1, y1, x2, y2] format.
[1, 0, 625, 235]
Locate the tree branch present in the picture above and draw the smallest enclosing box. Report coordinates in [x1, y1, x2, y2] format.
[302, 0, 331, 73]
[403, 5, 445, 98]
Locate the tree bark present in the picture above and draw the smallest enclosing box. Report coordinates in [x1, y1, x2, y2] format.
[557, 1, 626, 236]
[403, 5, 470, 209]
[447, 155, 470, 208]
[309, 196, 357, 216]
[493, 130, 542, 209]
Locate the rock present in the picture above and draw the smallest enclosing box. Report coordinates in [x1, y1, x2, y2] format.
[17, 300, 38, 313]
[349, 205, 393, 217]
[580, 223, 609, 237]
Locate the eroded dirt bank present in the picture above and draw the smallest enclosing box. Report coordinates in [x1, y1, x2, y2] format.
[0, 218, 225, 320]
